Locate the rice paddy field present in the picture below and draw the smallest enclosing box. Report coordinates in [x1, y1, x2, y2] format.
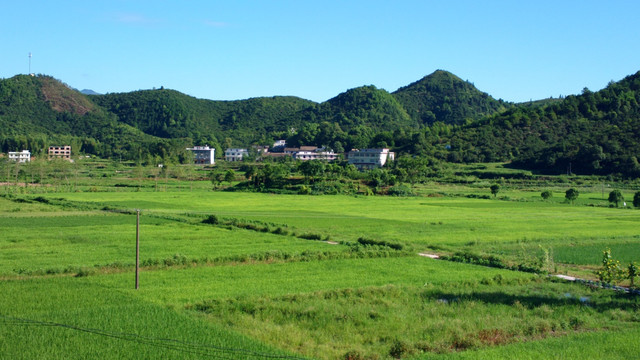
[1, 165, 639, 359]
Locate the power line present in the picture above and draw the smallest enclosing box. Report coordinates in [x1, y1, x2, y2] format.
[0, 314, 306, 360]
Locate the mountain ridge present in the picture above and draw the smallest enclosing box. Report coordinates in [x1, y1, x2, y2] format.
[2, 70, 639, 177]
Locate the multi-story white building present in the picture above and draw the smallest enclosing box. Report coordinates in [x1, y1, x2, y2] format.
[8, 150, 31, 163]
[347, 148, 395, 170]
[186, 146, 215, 165]
[48, 145, 71, 160]
[294, 147, 338, 161]
[224, 148, 249, 162]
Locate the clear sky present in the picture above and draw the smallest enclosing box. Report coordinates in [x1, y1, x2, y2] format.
[2, 1, 639, 103]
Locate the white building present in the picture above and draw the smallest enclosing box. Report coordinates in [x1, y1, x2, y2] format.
[294, 147, 338, 161]
[347, 148, 395, 170]
[186, 146, 215, 165]
[225, 148, 249, 162]
[8, 150, 31, 163]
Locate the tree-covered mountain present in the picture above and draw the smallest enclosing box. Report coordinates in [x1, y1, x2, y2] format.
[3, 70, 640, 177]
[92, 89, 316, 148]
[440, 71, 640, 177]
[392, 70, 510, 126]
[0, 75, 187, 161]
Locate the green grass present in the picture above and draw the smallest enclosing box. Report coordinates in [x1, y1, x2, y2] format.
[51, 191, 640, 261]
[192, 280, 640, 360]
[2, 176, 640, 359]
[418, 327, 640, 359]
[0, 278, 295, 359]
[0, 210, 346, 276]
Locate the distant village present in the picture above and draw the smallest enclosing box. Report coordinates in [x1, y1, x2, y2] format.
[190, 140, 395, 170]
[5, 141, 394, 171]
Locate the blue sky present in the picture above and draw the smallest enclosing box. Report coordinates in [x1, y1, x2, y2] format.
[2, 1, 639, 103]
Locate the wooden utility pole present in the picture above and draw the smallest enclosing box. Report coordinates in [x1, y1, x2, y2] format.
[135, 209, 140, 290]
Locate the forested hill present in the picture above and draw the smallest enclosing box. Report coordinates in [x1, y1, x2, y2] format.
[2, 70, 640, 177]
[92, 90, 316, 147]
[0, 75, 184, 160]
[444, 71, 640, 177]
[392, 70, 510, 126]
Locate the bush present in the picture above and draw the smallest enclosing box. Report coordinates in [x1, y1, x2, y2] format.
[565, 188, 579, 204]
[389, 339, 411, 358]
[357, 237, 404, 251]
[202, 215, 219, 225]
[298, 233, 323, 241]
[387, 184, 415, 196]
[541, 190, 552, 200]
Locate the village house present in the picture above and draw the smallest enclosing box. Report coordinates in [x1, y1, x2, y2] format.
[347, 148, 395, 170]
[225, 148, 249, 162]
[48, 145, 71, 160]
[186, 145, 215, 165]
[8, 150, 31, 163]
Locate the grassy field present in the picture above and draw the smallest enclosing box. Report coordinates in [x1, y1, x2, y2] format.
[1, 167, 639, 359]
[37, 190, 640, 272]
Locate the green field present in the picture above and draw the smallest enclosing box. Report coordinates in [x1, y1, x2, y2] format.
[1, 173, 639, 359]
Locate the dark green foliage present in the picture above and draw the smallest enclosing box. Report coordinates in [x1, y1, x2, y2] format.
[449, 71, 640, 177]
[490, 184, 500, 197]
[628, 262, 638, 288]
[202, 215, 219, 225]
[5, 70, 640, 180]
[608, 190, 624, 207]
[541, 190, 552, 200]
[393, 70, 510, 126]
[0, 75, 191, 162]
[357, 237, 404, 251]
[387, 184, 414, 197]
[298, 233, 323, 241]
[298, 160, 325, 183]
[440, 251, 542, 273]
[633, 191, 640, 208]
[565, 188, 579, 204]
[389, 339, 411, 358]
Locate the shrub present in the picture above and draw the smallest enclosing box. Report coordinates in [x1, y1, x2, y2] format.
[541, 190, 552, 200]
[202, 215, 219, 225]
[357, 237, 404, 251]
[343, 350, 364, 360]
[608, 190, 624, 207]
[565, 188, 579, 204]
[490, 184, 500, 198]
[389, 339, 411, 358]
[387, 184, 415, 197]
[299, 233, 323, 241]
[596, 248, 625, 284]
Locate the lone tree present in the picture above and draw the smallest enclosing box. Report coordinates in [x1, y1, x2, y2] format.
[629, 262, 638, 288]
[490, 184, 500, 198]
[565, 188, 579, 204]
[541, 190, 552, 200]
[608, 190, 624, 207]
[633, 191, 640, 208]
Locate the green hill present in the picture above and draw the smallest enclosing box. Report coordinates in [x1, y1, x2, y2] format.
[92, 90, 316, 147]
[392, 70, 510, 126]
[3, 70, 640, 177]
[443, 71, 640, 177]
[0, 75, 188, 161]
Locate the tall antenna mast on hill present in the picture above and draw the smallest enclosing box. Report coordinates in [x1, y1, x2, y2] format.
[29, 52, 32, 75]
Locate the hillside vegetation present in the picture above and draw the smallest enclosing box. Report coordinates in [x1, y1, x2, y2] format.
[443, 71, 640, 177]
[2, 69, 640, 177]
[393, 70, 510, 126]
